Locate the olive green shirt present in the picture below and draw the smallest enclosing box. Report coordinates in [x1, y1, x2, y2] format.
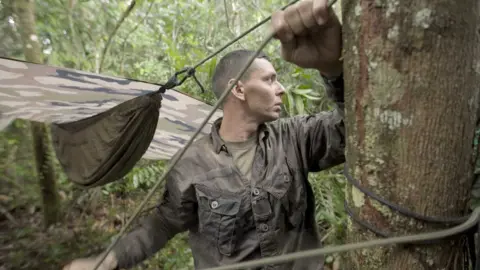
[112, 75, 345, 270]
[223, 134, 258, 181]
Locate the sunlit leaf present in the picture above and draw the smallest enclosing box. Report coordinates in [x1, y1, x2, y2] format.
[285, 90, 295, 115]
[294, 94, 304, 115]
[291, 88, 313, 95]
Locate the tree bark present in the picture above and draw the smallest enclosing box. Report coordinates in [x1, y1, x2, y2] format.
[14, 0, 61, 228]
[342, 0, 480, 269]
[0, 0, 21, 57]
[30, 121, 61, 228]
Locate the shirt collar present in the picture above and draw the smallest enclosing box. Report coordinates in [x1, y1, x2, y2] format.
[210, 117, 269, 154]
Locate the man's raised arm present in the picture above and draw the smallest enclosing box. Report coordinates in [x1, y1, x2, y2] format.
[286, 74, 345, 172]
[271, 0, 345, 171]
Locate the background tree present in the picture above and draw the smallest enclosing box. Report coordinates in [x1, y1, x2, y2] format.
[0, 1, 347, 269]
[12, 0, 60, 228]
[342, 0, 480, 269]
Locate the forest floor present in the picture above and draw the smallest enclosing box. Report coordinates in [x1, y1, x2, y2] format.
[0, 189, 195, 270]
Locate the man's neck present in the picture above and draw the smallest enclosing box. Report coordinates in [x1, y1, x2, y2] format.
[219, 111, 259, 143]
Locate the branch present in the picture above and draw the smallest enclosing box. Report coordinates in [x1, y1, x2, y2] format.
[223, 0, 232, 35]
[119, 0, 154, 75]
[224, 0, 247, 49]
[242, 0, 268, 18]
[67, 0, 87, 67]
[97, 0, 136, 73]
[0, 205, 18, 225]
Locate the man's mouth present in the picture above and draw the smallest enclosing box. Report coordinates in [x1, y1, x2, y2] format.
[273, 103, 282, 111]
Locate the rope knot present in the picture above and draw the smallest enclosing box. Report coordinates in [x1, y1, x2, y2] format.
[156, 66, 205, 94]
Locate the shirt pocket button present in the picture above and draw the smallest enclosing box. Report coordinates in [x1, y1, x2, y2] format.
[211, 200, 219, 209]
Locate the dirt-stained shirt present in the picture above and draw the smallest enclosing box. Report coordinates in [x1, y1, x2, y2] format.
[112, 75, 345, 270]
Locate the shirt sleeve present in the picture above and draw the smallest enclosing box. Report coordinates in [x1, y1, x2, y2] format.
[112, 161, 198, 269]
[284, 73, 346, 172]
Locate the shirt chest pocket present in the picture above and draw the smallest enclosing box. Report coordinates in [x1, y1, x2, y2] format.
[195, 185, 241, 256]
[265, 163, 307, 229]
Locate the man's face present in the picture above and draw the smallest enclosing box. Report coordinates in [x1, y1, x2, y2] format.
[240, 58, 285, 123]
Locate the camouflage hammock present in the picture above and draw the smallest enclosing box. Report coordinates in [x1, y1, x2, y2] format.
[0, 58, 222, 187]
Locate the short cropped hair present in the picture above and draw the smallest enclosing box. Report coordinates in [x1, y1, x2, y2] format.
[211, 49, 269, 100]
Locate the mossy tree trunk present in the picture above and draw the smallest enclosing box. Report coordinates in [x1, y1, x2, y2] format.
[342, 0, 480, 269]
[13, 0, 61, 228]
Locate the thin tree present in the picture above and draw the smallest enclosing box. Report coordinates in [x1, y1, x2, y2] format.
[13, 0, 61, 228]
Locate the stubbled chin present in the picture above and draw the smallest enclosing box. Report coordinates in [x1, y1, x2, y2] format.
[265, 113, 280, 122]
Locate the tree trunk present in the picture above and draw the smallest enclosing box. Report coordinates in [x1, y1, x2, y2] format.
[13, 0, 61, 228]
[341, 0, 480, 269]
[30, 121, 61, 228]
[13, 0, 43, 64]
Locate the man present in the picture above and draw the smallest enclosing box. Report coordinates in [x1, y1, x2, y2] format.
[64, 0, 344, 269]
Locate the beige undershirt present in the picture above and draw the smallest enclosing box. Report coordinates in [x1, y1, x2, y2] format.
[223, 134, 258, 181]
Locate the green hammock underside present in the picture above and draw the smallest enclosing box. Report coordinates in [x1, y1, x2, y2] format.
[50, 93, 162, 188]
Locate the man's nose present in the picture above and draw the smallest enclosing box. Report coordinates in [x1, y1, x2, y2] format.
[276, 81, 286, 95]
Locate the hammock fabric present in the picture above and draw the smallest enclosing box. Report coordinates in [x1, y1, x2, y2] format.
[0, 58, 222, 187]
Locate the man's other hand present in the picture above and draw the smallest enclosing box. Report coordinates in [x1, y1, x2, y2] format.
[62, 251, 118, 270]
[271, 0, 342, 77]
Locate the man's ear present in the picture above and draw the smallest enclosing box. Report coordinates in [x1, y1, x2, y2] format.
[228, 79, 246, 101]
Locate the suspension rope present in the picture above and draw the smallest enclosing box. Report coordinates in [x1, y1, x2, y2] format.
[343, 203, 476, 270]
[343, 164, 470, 224]
[93, 34, 274, 270]
[105, 1, 480, 270]
[191, 0, 299, 70]
[90, 0, 480, 268]
[342, 162, 477, 269]
[91, 0, 306, 265]
[203, 207, 480, 270]
[154, 0, 301, 94]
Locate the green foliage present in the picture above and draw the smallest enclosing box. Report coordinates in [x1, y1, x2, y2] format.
[102, 160, 166, 195]
[0, 119, 39, 209]
[133, 232, 194, 270]
[310, 166, 347, 245]
[0, 0, 347, 269]
[282, 66, 331, 116]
